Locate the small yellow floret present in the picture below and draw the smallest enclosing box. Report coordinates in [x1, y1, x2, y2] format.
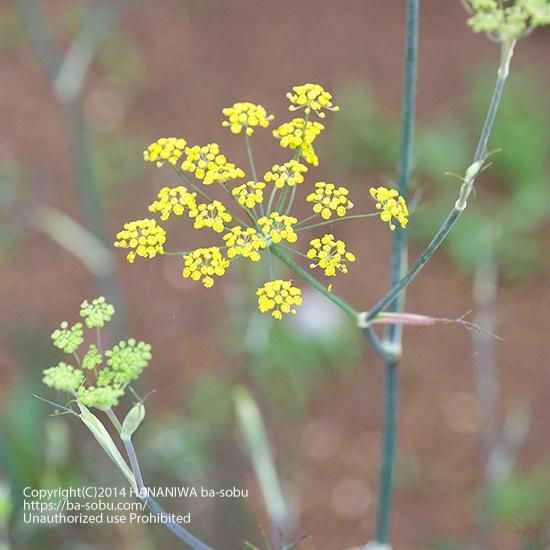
[223, 227, 266, 262]
[369, 186, 409, 230]
[143, 137, 187, 167]
[256, 280, 303, 320]
[307, 233, 356, 277]
[264, 160, 308, 189]
[148, 186, 198, 221]
[222, 102, 274, 136]
[181, 143, 245, 185]
[258, 212, 298, 244]
[286, 83, 339, 118]
[182, 247, 230, 288]
[114, 219, 166, 263]
[306, 182, 354, 220]
[193, 200, 233, 233]
[272, 118, 324, 166]
[232, 181, 266, 209]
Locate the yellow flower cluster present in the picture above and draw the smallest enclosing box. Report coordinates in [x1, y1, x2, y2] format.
[306, 182, 354, 220]
[222, 102, 274, 135]
[272, 118, 324, 166]
[182, 246, 230, 288]
[148, 186, 198, 221]
[264, 160, 308, 189]
[181, 143, 244, 185]
[116, 84, 402, 321]
[114, 219, 166, 263]
[193, 200, 233, 233]
[286, 83, 340, 118]
[256, 280, 303, 320]
[223, 227, 266, 262]
[143, 137, 187, 167]
[258, 212, 298, 244]
[232, 180, 266, 209]
[307, 234, 356, 277]
[369, 186, 409, 230]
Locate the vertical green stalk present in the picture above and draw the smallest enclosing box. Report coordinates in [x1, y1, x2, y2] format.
[371, 0, 419, 543]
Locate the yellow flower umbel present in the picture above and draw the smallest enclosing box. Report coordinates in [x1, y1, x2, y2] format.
[258, 212, 298, 244]
[286, 83, 339, 118]
[272, 118, 324, 166]
[182, 247, 230, 288]
[181, 143, 245, 185]
[306, 182, 354, 220]
[114, 219, 166, 263]
[148, 186, 198, 221]
[369, 186, 409, 230]
[143, 137, 187, 167]
[193, 200, 233, 233]
[307, 234, 356, 277]
[257, 280, 303, 320]
[223, 227, 266, 262]
[264, 160, 308, 189]
[222, 102, 274, 135]
[232, 181, 266, 209]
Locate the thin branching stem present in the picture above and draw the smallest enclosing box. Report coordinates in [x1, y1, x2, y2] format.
[364, 37, 515, 325]
[105, 409, 215, 550]
[245, 134, 259, 183]
[296, 213, 378, 232]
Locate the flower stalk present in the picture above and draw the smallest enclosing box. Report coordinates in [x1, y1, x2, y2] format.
[370, 0, 419, 544]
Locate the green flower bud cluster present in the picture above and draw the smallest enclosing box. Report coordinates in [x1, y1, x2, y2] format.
[42, 297, 152, 410]
[43, 362, 84, 392]
[467, 0, 550, 40]
[80, 297, 115, 328]
[76, 386, 125, 410]
[82, 345, 102, 370]
[51, 322, 84, 353]
[106, 339, 152, 386]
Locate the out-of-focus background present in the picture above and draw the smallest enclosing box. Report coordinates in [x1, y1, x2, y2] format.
[1, 1, 550, 548]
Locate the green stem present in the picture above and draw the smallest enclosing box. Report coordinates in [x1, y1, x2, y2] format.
[244, 133, 258, 182]
[105, 408, 122, 433]
[375, 362, 398, 542]
[284, 185, 297, 215]
[296, 213, 378, 232]
[266, 185, 279, 215]
[373, 0, 418, 543]
[364, 38, 514, 326]
[105, 409, 214, 550]
[173, 166, 214, 203]
[275, 186, 289, 213]
[295, 213, 318, 227]
[269, 244, 359, 321]
[277, 243, 309, 259]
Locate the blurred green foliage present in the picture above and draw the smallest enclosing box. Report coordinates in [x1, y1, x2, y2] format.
[94, 134, 145, 194]
[328, 83, 399, 174]
[488, 464, 550, 538]
[140, 373, 233, 481]
[250, 316, 359, 419]
[98, 32, 145, 90]
[0, 159, 24, 260]
[330, 73, 550, 277]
